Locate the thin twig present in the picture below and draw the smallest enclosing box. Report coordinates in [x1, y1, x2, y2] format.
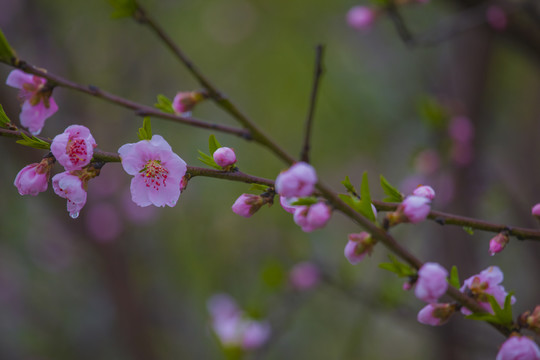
[1, 59, 251, 139]
[300, 44, 325, 163]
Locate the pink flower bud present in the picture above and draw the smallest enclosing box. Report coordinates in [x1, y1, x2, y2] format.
[486, 6, 508, 32]
[13, 156, 54, 196]
[400, 195, 431, 223]
[275, 162, 317, 198]
[289, 262, 320, 290]
[51, 125, 97, 171]
[344, 232, 375, 265]
[213, 147, 237, 168]
[413, 185, 436, 201]
[489, 232, 510, 256]
[6, 70, 58, 135]
[519, 306, 540, 334]
[52, 171, 88, 219]
[232, 194, 264, 217]
[279, 196, 298, 214]
[532, 203, 540, 218]
[415, 262, 449, 303]
[496, 335, 540, 360]
[293, 202, 331, 232]
[346, 6, 377, 30]
[172, 91, 205, 115]
[417, 303, 456, 326]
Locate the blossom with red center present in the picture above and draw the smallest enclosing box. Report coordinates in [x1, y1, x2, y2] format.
[51, 125, 97, 171]
[52, 171, 87, 219]
[118, 135, 187, 207]
[6, 70, 58, 135]
[460, 266, 516, 315]
[275, 162, 317, 198]
[14, 156, 55, 196]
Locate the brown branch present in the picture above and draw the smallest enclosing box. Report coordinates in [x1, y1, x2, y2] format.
[300, 44, 325, 163]
[0, 58, 251, 139]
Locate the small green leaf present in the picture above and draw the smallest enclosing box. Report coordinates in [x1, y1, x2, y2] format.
[16, 132, 50, 150]
[108, 0, 137, 18]
[208, 134, 222, 155]
[448, 265, 460, 289]
[380, 175, 404, 202]
[462, 226, 474, 235]
[339, 194, 363, 213]
[137, 117, 152, 141]
[0, 105, 12, 128]
[154, 94, 175, 114]
[378, 254, 416, 278]
[341, 176, 357, 195]
[359, 172, 376, 222]
[466, 293, 514, 326]
[197, 150, 222, 170]
[0, 28, 15, 62]
[249, 184, 269, 192]
[291, 197, 318, 206]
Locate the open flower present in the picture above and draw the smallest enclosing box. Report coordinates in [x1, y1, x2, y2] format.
[51, 125, 97, 171]
[6, 70, 58, 135]
[52, 171, 87, 219]
[118, 135, 187, 207]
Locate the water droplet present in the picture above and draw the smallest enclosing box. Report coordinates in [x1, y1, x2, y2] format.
[70, 212, 79, 219]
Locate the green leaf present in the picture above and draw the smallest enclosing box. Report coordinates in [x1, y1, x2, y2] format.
[197, 150, 222, 170]
[462, 226, 474, 235]
[291, 197, 318, 206]
[380, 175, 403, 203]
[341, 176, 357, 195]
[0, 105, 12, 128]
[378, 254, 416, 278]
[417, 95, 448, 129]
[16, 132, 50, 150]
[249, 184, 269, 192]
[154, 94, 175, 114]
[466, 293, 514, 326]
[260, 261, 285, 290]
[138, 117, 152, 140]
[339, 194, 363, 213]
[0, 27, 15, 62]
[359, 172, 376, 222]
[208, 134, 222, 155]
[108, 0, 137, 18]
[448, 265, 460, 289]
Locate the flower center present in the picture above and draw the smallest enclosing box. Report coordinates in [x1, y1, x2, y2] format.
[67, 139, 87, 166]
[142, 160, 169, 190]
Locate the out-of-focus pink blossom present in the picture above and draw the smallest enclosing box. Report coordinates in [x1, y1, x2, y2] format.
[346, 6, 377, 30]
[413, 185, 436, 201]
[275, 162, 317, 198]
[52, 171, 87, 219]
[85, 202, 123, 242]
[344, 232, 375, 265]
[401, 195, 431, 223]
[51, 125, 97, 171]
[232, 194, 263, 218]
[532, 203, 540, 218]
[460, 266, 516, 315]
[118, 135, 187, 207]
[293, 202, 331, 232]
[172, 91, 205, 115]
[417, 303, 456, 326]
[415, 262, 448, 303]
[289, 262, 320, 290]
[6, 69, 58, 135]
[496, 335, 540, 360]
[448, 116, 475, 144]
[414, 149, 440, 175]
[451, 142, 474, 167]
[486, 6, 508, 31]
[279, 196, 298, 214]
[14, 156, 54, 196]
[241, 320, 271, 349]
[213, 147, 237, 168]
[489, 232, 509, 256]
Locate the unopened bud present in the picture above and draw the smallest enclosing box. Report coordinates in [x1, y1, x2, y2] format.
[489, 231, 509, 256]
[344, 232, 376, 265]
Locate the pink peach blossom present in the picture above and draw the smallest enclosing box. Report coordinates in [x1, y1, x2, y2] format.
[346, 6, 376, 30]
[213, 147, 237, 168]
[344, 232, 374, 265]
[401, 195, 431, 223]
[417, 303, 456, 326]
[13, 157, 54, 196]
[275, 162, 317, 198]
[172, 91, 204, 115]
[52, 171, 87, 219]
[496, 335, 540, 360]
[232, 194, 263, 217]
[293, 202, 331, 232]
[489, 232, 509, 256]
[118, 135, 187, 207]
[413, 185, 436, 201]
[6, 70, 58, 135]
[51, 125, 97, 171]
[415, 262, 448, 303]
[279, 196, 298, 214]
[289, 262, 320, 290]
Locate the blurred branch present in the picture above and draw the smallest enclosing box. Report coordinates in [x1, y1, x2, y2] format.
[300, 44, 325, 163]
[0, 58, 251, 139]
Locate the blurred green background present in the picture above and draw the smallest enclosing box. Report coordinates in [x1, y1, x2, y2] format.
[1, 0, 540, 359]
